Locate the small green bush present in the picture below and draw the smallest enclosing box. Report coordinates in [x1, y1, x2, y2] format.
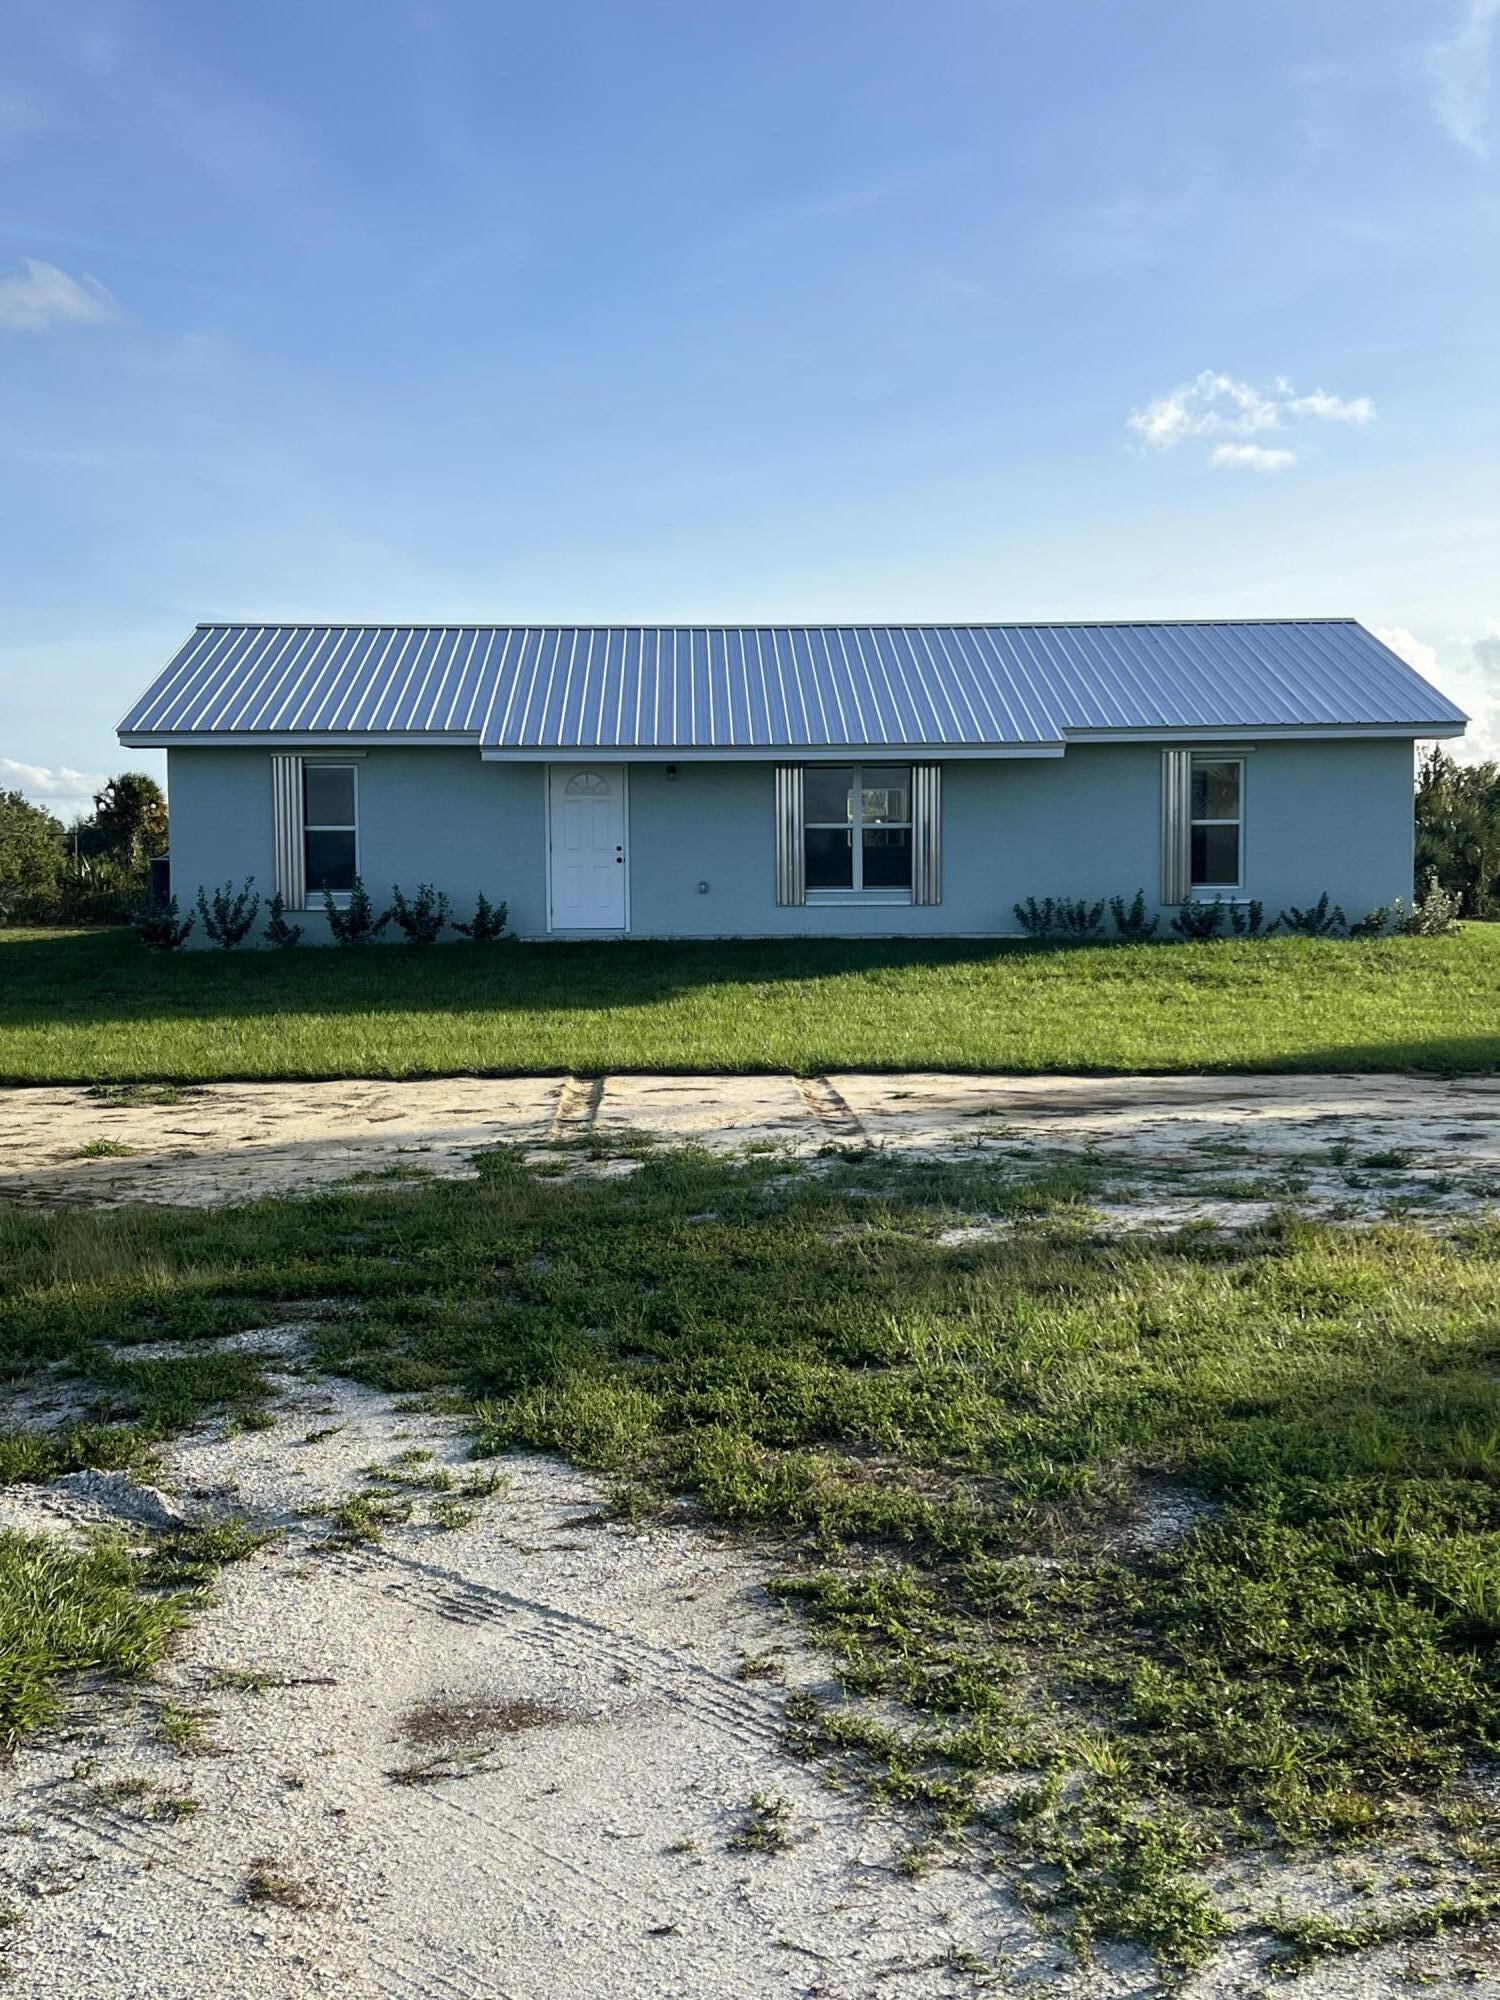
[1056, 897, 1105, 939]
[195, 878, 261, 949]
[131, 894, 193, 951]
[1277, 893, 1346, 937]
[1109, 890, 1159, 941]
[324, 877, 390, 947]
[1401, 872, 1462, 937]
[1012, 896, 1104, 939]
[262, 892, 303, 948]
[389, 883, 449, 948]
[452, 892, 509, 942]
[1170, 898, 1225, 940]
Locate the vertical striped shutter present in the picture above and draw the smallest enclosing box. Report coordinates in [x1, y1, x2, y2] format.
[774, 765, 805, 905]
[271, 754, 306, 908]
[911, 763, 942, 905]
[1160, 749, 1191, 905]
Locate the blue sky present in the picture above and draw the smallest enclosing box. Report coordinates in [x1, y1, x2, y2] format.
[2, 0, 1498, 811]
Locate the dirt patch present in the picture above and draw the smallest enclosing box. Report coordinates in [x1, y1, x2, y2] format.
[397, 1692, 576, 1748]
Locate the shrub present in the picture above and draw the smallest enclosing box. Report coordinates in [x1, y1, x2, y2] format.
[262, 892, 303, 949]
[389, 883, 449, 948]
[1109, 890, 1159, 942]
[1012, 896, 1056, 938]
[1012, 896, 1105, 940]
[1398, 872, 1461, 937]
[1170, 898, 1225, 941]
[1228, 899, 1267, 937]
[195, 878, 261, 949]
[324, 878, 390, 947]
[131, 894, 193, 951]
[1277, 893, 1346, 938]
[452, 893, 509, 943]
[55, 856, 143, 926]
[1349, 902, 1398, 940]
[1055, 897, 1105, 940]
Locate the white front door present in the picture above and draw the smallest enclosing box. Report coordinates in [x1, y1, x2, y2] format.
[548, 765, 627, 930]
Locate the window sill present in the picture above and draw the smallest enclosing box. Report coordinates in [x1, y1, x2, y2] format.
[805, 889, 913, 907]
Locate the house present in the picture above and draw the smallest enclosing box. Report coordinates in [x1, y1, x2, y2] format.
[117, 620, 1466, 941]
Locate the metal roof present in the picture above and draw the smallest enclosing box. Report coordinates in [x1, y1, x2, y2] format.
[118, 620, 1467, 753]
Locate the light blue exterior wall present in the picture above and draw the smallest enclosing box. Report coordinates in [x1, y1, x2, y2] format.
[166, 738, 1415, 943]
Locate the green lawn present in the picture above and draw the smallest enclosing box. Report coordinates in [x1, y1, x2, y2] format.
[3, 1149, 1498, 1972]
[2, 923, 1499, 1081]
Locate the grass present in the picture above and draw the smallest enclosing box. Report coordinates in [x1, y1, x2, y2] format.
[1, 925, 1498, 1079]
[2, 1149, 1498, 1971]
[242, 1856, 321, 1911]
[0, 1529, 188, 1748]
[728, 1790, 796, 1854]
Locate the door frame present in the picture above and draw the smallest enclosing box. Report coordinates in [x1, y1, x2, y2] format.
[546, 762, 630, 935]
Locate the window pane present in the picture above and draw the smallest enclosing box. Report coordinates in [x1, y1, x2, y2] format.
[304, 764, 356, 827]
[862, 826, 912, 887]
[305, 828, 356, 894]
[804, 825, 853, 889]
[1190, 823, 1240, 887]
[803, 766, 854, 824]
[1190, 759, 1239, 821]
[861, 766, 911, 824]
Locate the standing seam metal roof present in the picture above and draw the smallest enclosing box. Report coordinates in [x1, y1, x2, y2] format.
[117, 620, 1467, 748]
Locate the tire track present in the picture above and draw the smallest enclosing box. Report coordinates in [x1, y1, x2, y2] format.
[795, 1075, 867, 1143]
[322, 1543, 790, 1754]
[41, 1798, 522, 2000]
[548, 1074, 604, 1144]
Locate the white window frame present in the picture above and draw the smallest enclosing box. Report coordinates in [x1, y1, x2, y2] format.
[804, 762, 914, 904]
[1188, 753, 1245, 897]
[302, 759, 360, 908]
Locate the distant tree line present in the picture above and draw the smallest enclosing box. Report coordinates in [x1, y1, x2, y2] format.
[0, 772, 167, 925]
[1414, 747, 1500, 919]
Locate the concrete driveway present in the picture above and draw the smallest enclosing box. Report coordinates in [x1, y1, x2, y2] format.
[3, 1071, 1499, 1225]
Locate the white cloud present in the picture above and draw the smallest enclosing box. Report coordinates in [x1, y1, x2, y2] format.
[1281, 388, 1375, 424]
[0, 758, 106, 813]
[1209, 443, 1297, 473]
[0, 259, 117, 332]
[1427, 0, 1499, 160]
[1378, 626, 1500, 764]
[1127, 370, 1376, 472]
[1127, 371, 1282, 449]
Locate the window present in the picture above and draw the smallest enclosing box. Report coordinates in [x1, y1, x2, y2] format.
[1189, 756, 1242, 890]
[303, 763, 357, 899]
[803, 764, 912, 895]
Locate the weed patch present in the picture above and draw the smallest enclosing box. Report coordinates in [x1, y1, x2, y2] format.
[0, 1531, 185, 1749]
[242, 1857, 321, 1912]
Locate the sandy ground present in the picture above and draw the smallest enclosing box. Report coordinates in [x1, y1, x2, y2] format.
[4, 1071, 1500, 1226]
[4, 1078, 1500, 1993]
[2, 1338, 1492, 1999]
[0, 1358, 1063, 2000]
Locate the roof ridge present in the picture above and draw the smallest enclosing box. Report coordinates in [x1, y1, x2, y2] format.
[189, 616, 1363, 632]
